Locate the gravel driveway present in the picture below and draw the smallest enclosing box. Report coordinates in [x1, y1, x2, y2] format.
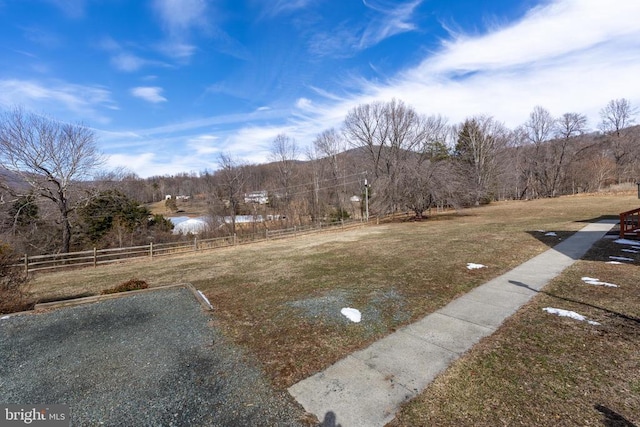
[0, 285, 309, 426]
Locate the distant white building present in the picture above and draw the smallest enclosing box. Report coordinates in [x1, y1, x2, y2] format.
[244, 190, 268, 204]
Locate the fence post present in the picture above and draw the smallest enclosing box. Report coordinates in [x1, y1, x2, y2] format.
[150, 242, 153, 259]
[266, 229, 269, 240]
[341, 218, 344, 229]
[233, 233, 237, 245]
[194, 237, 198, 252]
[24, 254, 28, 273]
[93, 248, 97, 268]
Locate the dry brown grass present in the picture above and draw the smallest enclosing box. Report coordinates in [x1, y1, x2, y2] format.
[390, 234, 640, 426]
[30, 193, 639, 395]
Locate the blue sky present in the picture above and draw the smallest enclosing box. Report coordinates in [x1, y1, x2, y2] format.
[1, 0, 639, 178]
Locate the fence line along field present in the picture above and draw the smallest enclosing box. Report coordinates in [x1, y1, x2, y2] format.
[29, 193, 639, 424]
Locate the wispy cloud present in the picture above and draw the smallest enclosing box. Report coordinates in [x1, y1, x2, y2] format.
[302, 0, 640, 134]
[258, 0, 313, 18]
[187, 134, 220, 156]
[359, 0, 423, 49]
[42, 0, 88, 19]
[153, 0, 208, 35]
[99, 0, 640, 177]
[130, 86, 167, 103]
[0, 78, 116, 123]
[152, 0, 210, 61]
[98, 36, 169, 72]
[422, 0, 640, 75]
[20, 25, 63, 48]
[308, 0, 422, 57]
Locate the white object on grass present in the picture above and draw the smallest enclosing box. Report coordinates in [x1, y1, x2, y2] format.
[606, 261, 623, 265]
[613, 239, 640, 247]
[545, 232, 558, 237]
[543, 307, 600, 325]
[609, 256, 634, 262]
[581, 277, 618, 287]
[197, 290, 213, 309]
[467, 263, 486, 270]
[341, 307, 361, 323]
[621, 249, 639, 254]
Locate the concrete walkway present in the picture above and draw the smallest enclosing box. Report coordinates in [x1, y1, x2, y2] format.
[288, 220, 617, 427]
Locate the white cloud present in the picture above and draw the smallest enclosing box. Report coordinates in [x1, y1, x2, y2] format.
[301, 0, 640, 133]
[153, 0, 208, 34]
[111, 53, 147, 72]
[157, 41, 198, 61]
[187, 134, 220, 155]
[308, 0, 422, 57]
[43, 0, 87, 18]
[130, 86, 167, 103]
[423, 0, 640, 75]
[102, 0, 640, 176]
[295, 97, 312, 110]
[0, 78, 116, 123]
[359, 0, 422, 49]
[152, 0, 209, 61]
[259, 0, 312, 17]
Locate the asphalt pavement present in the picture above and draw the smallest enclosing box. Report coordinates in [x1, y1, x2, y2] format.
[0, 285, 308, 426]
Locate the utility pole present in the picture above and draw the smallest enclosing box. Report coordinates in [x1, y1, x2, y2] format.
[364, 178, 369, 222]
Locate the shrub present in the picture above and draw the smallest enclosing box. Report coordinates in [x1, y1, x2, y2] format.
[0, 244, 33, 314]
[100, 279, 149, 295]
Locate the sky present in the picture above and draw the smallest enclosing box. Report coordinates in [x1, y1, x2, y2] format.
[1, 0, 639, 178]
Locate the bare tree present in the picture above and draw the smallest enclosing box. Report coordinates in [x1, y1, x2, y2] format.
[599, 98, 638, 183]
[398, 157, 458, 219]
[0, 108, 103, 253]
[269, 134, 299, 220]
[343, 99, 448, 214]
[313, 128, 346, 215]
[454, 115, 509, 205]
[600, 98, 636, 137]
[523, 106, 555, 144]
[213, 153, 247, 237]
[542, 112, 589, 196]
[555, 112, 588, 140]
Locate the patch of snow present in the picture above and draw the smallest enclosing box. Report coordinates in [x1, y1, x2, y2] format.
[545, 232, 558, 237]
[581, 277, 618, 288]
[341, 307, 361, 323]
[197, 290, 213, 309]
[1, 315, 10, 320]
[467, 263, 486, 270]
[606, 261, 623, 265]
[543, 307, 600, 325]
[609, 256, 634, 262]
[621, 248, 639, 254]
[613, 238, 640, 247]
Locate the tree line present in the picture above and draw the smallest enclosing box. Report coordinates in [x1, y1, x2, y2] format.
[1, 98, 638, 255]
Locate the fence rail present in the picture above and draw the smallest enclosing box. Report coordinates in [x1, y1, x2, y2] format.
[619, 207, 640, 238]
[17, 218, 365, 273]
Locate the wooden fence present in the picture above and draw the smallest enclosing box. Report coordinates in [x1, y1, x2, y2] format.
[18, 218, 365, 273]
